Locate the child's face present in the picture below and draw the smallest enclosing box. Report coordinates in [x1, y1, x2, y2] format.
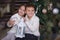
[25, 7, 35, 18]
[18, 6, 25, 16]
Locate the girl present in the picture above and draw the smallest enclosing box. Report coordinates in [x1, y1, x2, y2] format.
[1, 4, 26, 40]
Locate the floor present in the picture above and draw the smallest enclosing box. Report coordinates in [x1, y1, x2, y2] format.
[0, 28, 10, 40]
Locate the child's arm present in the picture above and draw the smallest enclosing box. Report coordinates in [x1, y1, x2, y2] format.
[7, 20, 15, 27]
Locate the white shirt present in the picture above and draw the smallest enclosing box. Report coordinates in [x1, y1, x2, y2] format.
[7, 13, 22, 33]
[7, 13, 26, 38]
[25, 14, 40, 36]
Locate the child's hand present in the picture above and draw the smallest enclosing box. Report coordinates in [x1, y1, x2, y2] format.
[8, 20, 15, 27]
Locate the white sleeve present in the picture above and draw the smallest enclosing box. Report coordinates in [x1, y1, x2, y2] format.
[7, 25, 17, 34]
[25, 18, 39, 32]
[7, 15, 15, 27]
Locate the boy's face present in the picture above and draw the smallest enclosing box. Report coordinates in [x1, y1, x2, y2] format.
[25, 7, 35, 18]
[18, 6, 25, 16]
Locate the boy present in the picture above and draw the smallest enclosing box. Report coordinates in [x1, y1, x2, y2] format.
[24, 4, 40, 40]
[2, 4, 26, 40]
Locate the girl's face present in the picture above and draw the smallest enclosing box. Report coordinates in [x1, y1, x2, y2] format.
[25, 7, 35, 18]
[18, 6, 25, 16]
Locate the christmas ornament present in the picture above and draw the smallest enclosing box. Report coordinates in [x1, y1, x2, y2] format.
[53, 8, 59, 14]
[42, 8, 47, 14]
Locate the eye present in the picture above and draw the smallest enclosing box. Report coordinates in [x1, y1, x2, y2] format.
[32, 10, 34, 11]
